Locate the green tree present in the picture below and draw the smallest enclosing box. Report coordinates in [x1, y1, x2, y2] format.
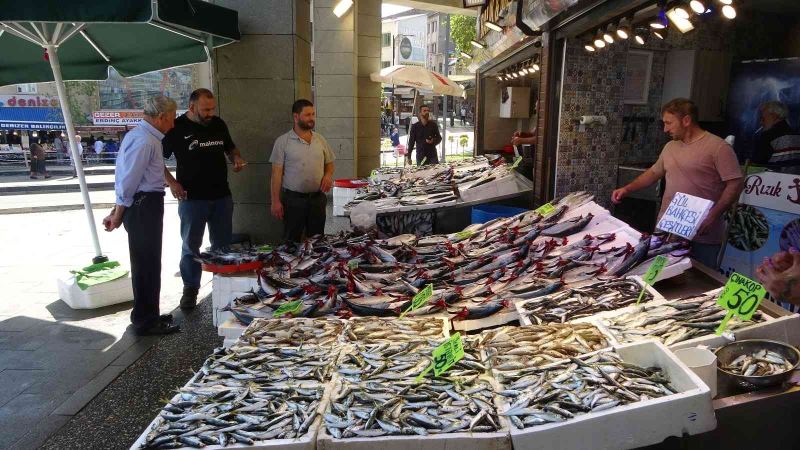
[64, 81, 98, 126]
[448, 134, 455, 152]
[459, 134, 469, 153]
[450, 15, 477, 56]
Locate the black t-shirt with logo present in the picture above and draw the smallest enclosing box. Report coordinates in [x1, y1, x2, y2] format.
[163, 114, 236, 200]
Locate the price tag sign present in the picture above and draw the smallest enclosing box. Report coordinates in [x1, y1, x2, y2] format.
[510, 156, 522, 169]
[715, 272, 767, 335]
[399, 284, 433, 318]
[535, 203, 555, 217]
[347, 259, 359, 269]
[420, 157, 428, 166]
[415, 333, 465, 382]
[370, 169, 377, 178]
[454, 230, 473, 240]
[272, 300, 303, 318]
[636, 255, 668, 304]
[256, 245, 272, 252]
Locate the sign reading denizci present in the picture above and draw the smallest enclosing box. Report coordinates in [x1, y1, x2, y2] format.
[656, 192, 714, 240]
[0, 94, 59, 108]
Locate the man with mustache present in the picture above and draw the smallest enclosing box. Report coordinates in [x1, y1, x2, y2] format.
[612, 98, 743, 269]
[270, 99, 336, 242]
[406, 105, 442, 166]
[162, 88, 247, 309]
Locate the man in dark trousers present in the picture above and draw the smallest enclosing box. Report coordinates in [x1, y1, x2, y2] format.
[269, 99, 336, 243]
[406, 105, 442, 166]
[103, 95, 179, 336]
[162, 88, 247, 309]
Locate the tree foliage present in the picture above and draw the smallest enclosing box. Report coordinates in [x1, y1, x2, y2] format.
[450, 15, 477, 57]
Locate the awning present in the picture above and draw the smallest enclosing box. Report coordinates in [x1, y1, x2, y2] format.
[0, 107, 65, 130]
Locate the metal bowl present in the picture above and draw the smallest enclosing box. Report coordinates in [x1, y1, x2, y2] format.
[715, 339, 800, 390]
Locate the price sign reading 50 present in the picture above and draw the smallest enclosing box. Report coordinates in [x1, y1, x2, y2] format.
[432, 333, 465, 377]
[715, 272, 767, 335]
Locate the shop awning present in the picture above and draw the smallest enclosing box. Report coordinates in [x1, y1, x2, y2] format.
[0, 107, 65, 130]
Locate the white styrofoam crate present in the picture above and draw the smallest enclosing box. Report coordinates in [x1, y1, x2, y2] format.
[507, 340, 716, 450]
[57, 272, 133, 310]
[332, 205, 346, 217]
[213, 308, 233, 328]
[211, 273, 258, 326]
[223, 337, 237, 348]
[217, 317, 247, 339]
[451, 308, 520, 332]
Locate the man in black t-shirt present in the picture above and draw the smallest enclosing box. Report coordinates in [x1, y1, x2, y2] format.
[163, 88, 247, 308]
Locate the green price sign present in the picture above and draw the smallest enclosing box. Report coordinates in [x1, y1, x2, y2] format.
[510, 156, 522, 170]
[535, 203, 555, 216]
[400, 284, 433, 318]
[636, 255, 668, 304]
[347, 259, 359, 269]
[420, 157, 428, 166]
[256, 245, 272, 252]
[370, 169, 378, 177]
[715, 272, 767, 335]
[272, 300, 303, 318]
[415, 333, 465, 382]
[454, 230, 473, 240]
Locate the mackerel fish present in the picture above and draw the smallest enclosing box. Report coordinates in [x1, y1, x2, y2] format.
[345, 317, 446, 344]
[239, 317, 345, 347]
[496, 351, 677, 429]
[201, 345, 339, 383]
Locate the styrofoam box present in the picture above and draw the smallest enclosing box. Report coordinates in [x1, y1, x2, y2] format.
[458, 173, 516, 203]
[57, 272, 133, 310]
[211, 273, 258, 326]
[222, 337, 237, 348]
[217, 317, 247, 339]
[316, 375, 512, 450]
[452, 307, 520, 332]
[344, 316, 451, 342]
[507, 340, 716, 450]
[332, 205, 346, 217]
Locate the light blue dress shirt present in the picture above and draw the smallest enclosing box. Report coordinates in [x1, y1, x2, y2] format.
[114, 120, 166, 207]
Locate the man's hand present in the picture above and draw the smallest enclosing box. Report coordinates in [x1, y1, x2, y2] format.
[232, 155, 247, 173]
[102, 208, 122, 232]
[512, 131, 521, 138]
[320, 174, 333, 193]
[611, 187, 629, 204]
[696, 211, 719, 236]
[425, 138, 433, 144]
[756, 249, 800, 301]
[271, 199, 284, 220]
[168, 181, 187, 200]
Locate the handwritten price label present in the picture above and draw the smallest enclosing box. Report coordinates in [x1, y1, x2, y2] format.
[535, 203, 555, 217]
[272, 300, 303, 318]
[256, 245, 272, 252]
[400, 284, 433, 318]
[415, 333, 465, 382]
[636, 255, 667, 304]
[715, 272, 766, 335]
[454, 230, 474, 240]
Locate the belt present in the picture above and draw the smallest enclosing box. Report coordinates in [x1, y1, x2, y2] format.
[133, 191, 165, 199]
[283, 189, 320, 198]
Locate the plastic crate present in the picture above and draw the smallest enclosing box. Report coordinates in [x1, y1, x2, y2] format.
[471, 204, 527, 224]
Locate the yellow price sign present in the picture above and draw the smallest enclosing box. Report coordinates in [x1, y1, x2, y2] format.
[535, 203, 555, 216]
[415, 333, 465, 382]
[399, 284, 433, 318]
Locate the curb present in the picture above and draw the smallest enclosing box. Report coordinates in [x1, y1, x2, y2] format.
[0, 182, 116, 196]
[0, 203, 118, 215]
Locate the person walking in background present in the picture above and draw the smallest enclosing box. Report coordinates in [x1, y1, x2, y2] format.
[460, 104, 467, 126]
[94, 137, 106, 164]
[29, 141, 50, 179]
[53, 134, 64, 165]
[406, 105, 442, 166]
[102, 95, 179, 336]
[269, 99, 335, 243]
[162, 88, 246, 309]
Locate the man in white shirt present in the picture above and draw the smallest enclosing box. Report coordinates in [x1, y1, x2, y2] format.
[94, 137, 105, 163]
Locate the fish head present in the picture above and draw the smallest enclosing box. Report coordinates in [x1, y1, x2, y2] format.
[500, 299, 512, 309]
[453, 306, 470, 321]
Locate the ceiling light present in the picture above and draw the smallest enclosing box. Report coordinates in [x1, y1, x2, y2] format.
[485, 20, 503, 32]
[585, 44, 596, 52]
[690, 1, 707, 14]
[603, 25, 614, 44]
[650, 9, 668, 29]
[460, 51, 472, 59]
[722, 5, 736, 19]
[332, 0, 353, 18]
[32, 131, 38, 137]
[653, 30, 665, 39]
[673, 6, 690, 20]
[518, 69, 526, 76]
[496, 75, 503, 81]
[470, 40, 486, 49]
[532, 64, 540, 71]
[616, 17, 632, 39]
[593, 29, 606, 48]
[718, 0, 732, 4]
[667, 8, 695, 33]
[635, 34, 645, 45]
[61, 132, 66, 137]
[12, 130, 18, 136]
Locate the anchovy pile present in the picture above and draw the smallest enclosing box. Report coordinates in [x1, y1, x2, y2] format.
[723, 349, 794, 376]
[497, 351, 677, 429]
[345, 317, 446, 343]
[518, 279, 654, 324]
[600, 293, 764, 346]
[324, 378, 502, 438]
[238, 318, 345, 347]
[478, 324, 610, 371]
[142, 383, 324, 448]
[201, 345, 338, 383]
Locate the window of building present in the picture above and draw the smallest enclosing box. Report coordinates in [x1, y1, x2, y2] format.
[382, 33, 391, 47]
[16, 83, 37, 94]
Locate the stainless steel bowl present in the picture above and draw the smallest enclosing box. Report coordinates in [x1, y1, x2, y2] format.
[715, 339, 800, 390]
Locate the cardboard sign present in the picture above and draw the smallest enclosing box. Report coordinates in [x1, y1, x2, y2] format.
[415, 333, 465, 382]
[715, 272, 767, 335]
[272, 300, 303, 318]
[636, 255, 667, 304]
[535, 203, 555, 216]
[656, 192, 714, 240]
[400, 284, 433, 318]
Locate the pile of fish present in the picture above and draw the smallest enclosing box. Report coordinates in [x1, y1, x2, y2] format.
[722, 349, 794, 376]
[238, 318, 345, 347]
[222, 191, 680, 326]
[600, 292, 764, 346]
[518, 279, 654, 325]
[345, 316, 446, 343]
[496, 351, 677, 429]
[201, 345, 339, 384]
[478, 324, 610, 371]
[324, 378, 503, 438]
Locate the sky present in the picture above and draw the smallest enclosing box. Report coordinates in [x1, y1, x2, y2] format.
[382, 3, 413, 18]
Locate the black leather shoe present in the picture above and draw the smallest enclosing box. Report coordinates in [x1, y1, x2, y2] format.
[180, 286, 199, 309]
[135, 321, 180, 336]
[160, 313, 173, 323]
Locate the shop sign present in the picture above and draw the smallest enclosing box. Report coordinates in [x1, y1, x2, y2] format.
[656, 192, 713, 240]
[0, 94, 59, 108]
[521, 0, 578, 30]
[740, 171, 800, 214]
[0, 122, 65, 130]
[399, 37, 413, 59]
[92, 109, 186, 125]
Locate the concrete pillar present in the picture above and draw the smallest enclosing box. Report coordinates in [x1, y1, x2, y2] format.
[213, 0, 312, 243]
[314, 0, 381, 179]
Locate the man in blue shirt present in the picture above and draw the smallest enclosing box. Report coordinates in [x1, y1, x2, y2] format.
[103, 95, 179, 336]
